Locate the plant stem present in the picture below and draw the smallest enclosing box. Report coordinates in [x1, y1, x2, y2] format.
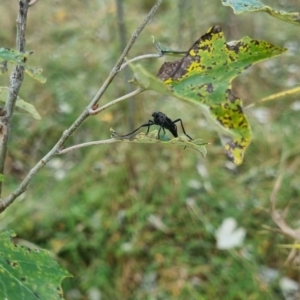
[58, 139, 119, 155]
[115, 0, 134, 131]
[0, 0, 163, 213]
[89, 88, 144, 115]
[120, 53, 162, 71]
[270, 173, 300, 240]
[88, 0, 163, 110]
[0, 0, 29, 197]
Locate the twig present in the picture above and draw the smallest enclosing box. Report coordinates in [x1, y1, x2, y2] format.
[115, 0, 134, 131]
[120, 53, 162, 71]
[270, 173, 300, 240]
[0, 0, 163, 213]
[0, 1, 30, 197]
[86, 0, 163, 111]
[283, 243, 298, 266]
[29, 0, 40, 6]
[88, 88, 144, 115]
[58, 139, 119, 155]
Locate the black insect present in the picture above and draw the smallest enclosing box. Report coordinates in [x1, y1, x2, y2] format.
[120, 111, 193, 140]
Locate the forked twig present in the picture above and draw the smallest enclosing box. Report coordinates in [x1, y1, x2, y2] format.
[88, 88, 144, 115]
[58, 139, 119, 155]
[270, 173, 300, 240]
[0, 1, 30, 196]
[120, 53, 162, 71]
[0, 0, 164, 213]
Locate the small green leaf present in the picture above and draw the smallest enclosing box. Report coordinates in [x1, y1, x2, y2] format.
[0, 174, 5, 182]
[0, 48, 29, 65]
[0, 230, 71, 300]
[111, 129, 207, 157]
[221, 0, 300, 26]
[0, 87, 41, 120]
[0, 48, 47, 83]
[24, 67, 47, 84]
[129, 64, 171, 94]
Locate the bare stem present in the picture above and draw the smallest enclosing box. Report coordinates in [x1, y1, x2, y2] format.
[0, 1, 30, 197]
[270, 173, 300, 240]
[89, 88, 144, 115]
[58, 139, 119, 155]
[0, 0, 163, 213]
[120, 53, 162, 71]
[87, 0, 163, 110]
[29, 0, 40, 6]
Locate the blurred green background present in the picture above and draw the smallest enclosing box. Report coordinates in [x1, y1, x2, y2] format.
[1, 0, 300, 299]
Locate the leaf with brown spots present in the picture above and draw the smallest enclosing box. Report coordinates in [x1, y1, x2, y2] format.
[0, 231, 71, 300]
[131, 26, 286, 164]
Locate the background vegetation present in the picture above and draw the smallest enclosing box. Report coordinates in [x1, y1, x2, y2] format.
[0, 0, 300, 299]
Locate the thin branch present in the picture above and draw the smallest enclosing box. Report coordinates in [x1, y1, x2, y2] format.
[58, 139, 119, 155]
[0, 132, 68, 212]
[87, 0, 163, 110]
[120, 53, 162, 71]
[0, 1, 30, 197]
[270, 173, 300, 240]
[89, 88, 144, 115]
[0, 0, 164, 213]
[29, 0, 40, 6]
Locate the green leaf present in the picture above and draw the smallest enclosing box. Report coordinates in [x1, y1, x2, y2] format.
[0, 174, 5, 182]
[24, 68, 47, 84]
[221, 0, 300, 26]
[0, 48, 29, 65]
[111, 129, 207, 157]
[0, 87, 41, 120]
[0, 48, 46, 83]
[0, 230, 71, 300]
[129, 64, 171, 94]
[131, 26, 287, 165]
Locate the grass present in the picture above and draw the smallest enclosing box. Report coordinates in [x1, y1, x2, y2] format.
[1, 1, 300, 299]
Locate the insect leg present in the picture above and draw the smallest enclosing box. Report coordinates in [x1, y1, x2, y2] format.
[120, 121, 154, 137]
[157, 126, 162, 139]
[173, 119, 193, 140]
[145, 120, 154, 134]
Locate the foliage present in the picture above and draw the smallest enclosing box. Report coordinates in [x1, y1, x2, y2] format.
[0, 230, 71, 300]
[0, 0, 300, 299]
[0, 48, 46, 83]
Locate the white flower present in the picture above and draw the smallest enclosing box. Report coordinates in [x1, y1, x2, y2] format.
[215, 217, 246, 250]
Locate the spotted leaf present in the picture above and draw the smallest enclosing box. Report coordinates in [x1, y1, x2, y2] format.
[0, 230, 71, 300]
[154, 25, 286, 164]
